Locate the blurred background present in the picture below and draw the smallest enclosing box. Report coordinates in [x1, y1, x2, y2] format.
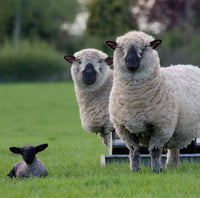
[0, 0, 200, 82]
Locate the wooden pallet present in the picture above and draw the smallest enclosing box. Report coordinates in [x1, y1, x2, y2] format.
[101, 132, 200, 165]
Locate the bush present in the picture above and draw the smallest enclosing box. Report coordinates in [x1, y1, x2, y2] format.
[87, 0, 133, 37]
[157, 30, 200, 67]
[159, 47, 200, 67]
[0, 40, 71, 82]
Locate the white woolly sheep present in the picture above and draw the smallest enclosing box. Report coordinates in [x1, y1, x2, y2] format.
[105, 31, 200, 172]
[7, 144, 48, 177]
[64, 49, 113, 147]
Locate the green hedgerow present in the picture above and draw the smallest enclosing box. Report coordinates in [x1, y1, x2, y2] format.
[0, 40, 71, 82]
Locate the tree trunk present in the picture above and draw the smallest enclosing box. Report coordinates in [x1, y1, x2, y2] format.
[13, 3, 21, 46]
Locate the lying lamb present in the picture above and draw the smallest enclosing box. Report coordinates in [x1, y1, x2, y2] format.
[7, 144, 48, 178]
[64, 49, 113, 147]
[105, 31, 200, 172]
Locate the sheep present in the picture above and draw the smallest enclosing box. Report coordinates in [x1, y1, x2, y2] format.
[64, 49, 114, 147]
[7, 144, 48, 178]
[105, 30, 200, 172]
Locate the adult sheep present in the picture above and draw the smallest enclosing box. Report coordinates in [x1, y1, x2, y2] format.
[105, 31, 200, 172]
[64, 49, 113, 147]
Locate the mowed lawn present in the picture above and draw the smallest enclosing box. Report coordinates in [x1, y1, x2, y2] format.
[0, 82, 200, 198]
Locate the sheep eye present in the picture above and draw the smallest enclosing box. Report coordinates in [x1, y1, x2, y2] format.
[117, 46, 124, 55]
[117, 46, 122, 50]
[77, 59, 81, 64]
[98, 59, 103, 63]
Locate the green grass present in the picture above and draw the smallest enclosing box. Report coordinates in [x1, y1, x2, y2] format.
[0, 82, 200, 198]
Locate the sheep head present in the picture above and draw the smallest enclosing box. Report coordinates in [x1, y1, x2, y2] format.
[105, 31, 162, 82]
[64, 49, 113, 92]
[9, 144, 48, 165]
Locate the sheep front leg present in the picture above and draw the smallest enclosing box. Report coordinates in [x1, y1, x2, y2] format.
[99, 129, 111, 148]
[115, 125, 140, 171]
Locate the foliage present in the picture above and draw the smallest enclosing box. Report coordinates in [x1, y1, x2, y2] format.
[0, 40, 71, 82]
[84, 0, 134, 57]
[0, 0, 79, 44]
[0, 82, 200, 197]
[81, 34, 115, 57]
[159, 47, 200, 67]
[87, 0, 133, 37]
[156, 30, 200, 66]
[0, 0, 14, 40]
[135, 0, 200, 32]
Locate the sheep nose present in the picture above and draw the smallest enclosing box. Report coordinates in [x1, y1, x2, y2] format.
[82, 63, 97, 85]
[125, 47, 140, 72]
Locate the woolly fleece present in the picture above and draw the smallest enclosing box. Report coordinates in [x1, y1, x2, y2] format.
[70, 49, 114, 147]
[109, 31, 200, 170]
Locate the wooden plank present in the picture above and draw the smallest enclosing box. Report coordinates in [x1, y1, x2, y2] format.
[101, 154, 200, 166]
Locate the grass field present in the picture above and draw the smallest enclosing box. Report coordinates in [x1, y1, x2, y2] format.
[0, 82, 200, 198]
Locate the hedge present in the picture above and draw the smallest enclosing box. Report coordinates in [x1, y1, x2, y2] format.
[0, 40, 71, 82]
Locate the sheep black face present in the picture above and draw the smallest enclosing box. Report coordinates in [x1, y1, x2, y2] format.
[105, 38, 162, 75]
[82, 63, 97, 85]
[10, 144, 48, 165]
[125, 46, 140, 72]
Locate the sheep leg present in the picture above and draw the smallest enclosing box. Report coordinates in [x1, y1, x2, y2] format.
[129, 146, 141, 171]
[166, 148, 179, 168]
[7, 168, 16, 178]
[149, 127, 175, 172]
[99, 130, 111, 148]
[115, 125, 140, 171]
[150, 147, 163, 173]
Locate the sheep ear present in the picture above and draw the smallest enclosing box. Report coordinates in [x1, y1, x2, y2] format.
[105, 41, 117, 50]
[9, 147, 22, 154]
[64, 55, 76, 64]
[150, 39, 162, 49]
[35, 144, 48, 153]
[105, 57, 113, 65]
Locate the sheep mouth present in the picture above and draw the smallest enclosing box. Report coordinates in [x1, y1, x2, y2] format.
[82, 74, 96, 85]
[125, 62, 140, 72]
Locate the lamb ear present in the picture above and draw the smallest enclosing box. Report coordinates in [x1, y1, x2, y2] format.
[105, 41, 117, 50]
[150, 39, 162, 49]
[9, 147, 22, 154]
[64, 55, 76, 64]
[105, 57, 113, 65]
[35, 144, 48, 153]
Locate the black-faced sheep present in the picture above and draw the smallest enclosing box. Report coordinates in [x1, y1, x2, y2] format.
[7, 144, 48, 177]
[64, 49, 113, 147]
[106, 31, 200, 172]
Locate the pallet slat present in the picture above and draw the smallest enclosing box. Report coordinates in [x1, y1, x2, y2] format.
[102, 132, 200, 165]
[101, 154, 200, 166]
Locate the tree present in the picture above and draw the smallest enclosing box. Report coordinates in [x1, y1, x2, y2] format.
[0, 0, 15, 40]
[87, 0, 134, 37]
[0, 0, 79, 45]
[134, 0, 200, 33]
